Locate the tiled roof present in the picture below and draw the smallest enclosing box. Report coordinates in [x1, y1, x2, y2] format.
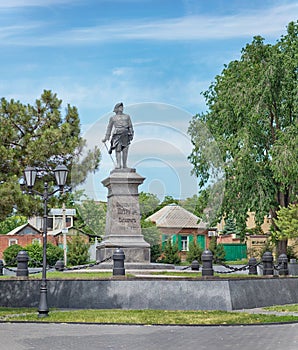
[6, 223, 41, 235]
[147, 204, 207, 229]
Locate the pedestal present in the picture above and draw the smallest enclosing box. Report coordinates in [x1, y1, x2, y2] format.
[97, 168, 150, 263]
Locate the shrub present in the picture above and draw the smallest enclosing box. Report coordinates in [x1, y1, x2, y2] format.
[186, 241, 204, 263]
[3, 244, 23, 266]
[67, 234, 90, 266]
[160, 238, 181, 265]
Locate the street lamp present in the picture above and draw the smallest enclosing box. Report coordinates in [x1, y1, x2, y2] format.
[23, 164, 68, 317]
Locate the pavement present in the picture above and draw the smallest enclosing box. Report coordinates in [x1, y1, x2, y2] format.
[1, 321, 298, 350]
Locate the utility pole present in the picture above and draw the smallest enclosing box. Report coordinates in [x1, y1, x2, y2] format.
[62, 202, 68, 266]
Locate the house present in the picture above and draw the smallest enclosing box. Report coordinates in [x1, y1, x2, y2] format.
[0, 208, 85, 261]
[146, 204, 215, 261]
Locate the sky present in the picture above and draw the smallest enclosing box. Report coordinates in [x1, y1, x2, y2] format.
[0, 0, 297, 203]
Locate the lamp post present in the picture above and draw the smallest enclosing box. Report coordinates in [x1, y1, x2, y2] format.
[23, 164, 68, 317]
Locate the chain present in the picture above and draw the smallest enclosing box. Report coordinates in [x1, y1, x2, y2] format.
[62, 255, 113, 271]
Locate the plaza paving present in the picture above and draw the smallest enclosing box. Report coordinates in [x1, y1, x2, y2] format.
[1, 322, 297, 350]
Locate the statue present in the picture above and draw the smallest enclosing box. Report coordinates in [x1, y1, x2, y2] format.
[102, 102, 134, 169]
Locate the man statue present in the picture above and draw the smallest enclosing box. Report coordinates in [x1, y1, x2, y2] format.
[102, 102, 134, 169]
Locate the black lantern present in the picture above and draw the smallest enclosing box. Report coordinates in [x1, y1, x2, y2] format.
[24, 166, 37, 188]
[54, 165, 69, 188]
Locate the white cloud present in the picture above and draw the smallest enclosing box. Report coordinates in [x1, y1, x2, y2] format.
[0, 3, 296, 46]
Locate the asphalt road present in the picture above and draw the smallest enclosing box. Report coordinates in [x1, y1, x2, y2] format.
[1, 322, 297, 350]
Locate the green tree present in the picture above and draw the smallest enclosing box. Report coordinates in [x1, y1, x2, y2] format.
[160, 238, 181, 265]
[67, 234, 90, 266]
[273, 203, 298, 240]
[188, 21, 298, 255]
[139, 192, 160, 218]
[223, 217, 238, 235]
[208, 237, 226, 262]
[0, 90, 101, 220]
[74, 194, 106, 238]
[0, 215, 27, 234]
[140, 219, 161, 262]
[186, 240, 204, 263]
[3, 244, 23, 266]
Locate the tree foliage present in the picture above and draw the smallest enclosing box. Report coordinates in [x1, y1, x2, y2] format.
[186, 241, 204, 263]
[67, 234, 90, 266]
[0, 90, 101, 220]
[188, 21, 298, 253]
[0, 215, 27, 235]
[160, 238, 181, 264]
[273, 203, 298, 239]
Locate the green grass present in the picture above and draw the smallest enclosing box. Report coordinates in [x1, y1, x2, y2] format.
[0, 308, 297, 325]
[264, 304, 298, 312]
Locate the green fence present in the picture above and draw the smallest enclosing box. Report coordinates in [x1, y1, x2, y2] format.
[222, 243, 247, 261]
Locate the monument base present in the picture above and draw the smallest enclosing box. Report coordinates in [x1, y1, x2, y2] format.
[96, 244, 150, 263]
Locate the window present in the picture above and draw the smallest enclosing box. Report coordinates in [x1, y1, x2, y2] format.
[32, 238, 41, 245]
[9, 239, 18, 246]
[181, 235, 188, 251]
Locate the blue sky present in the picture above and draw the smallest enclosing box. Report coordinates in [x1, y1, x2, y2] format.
[0, 0, 297, 202]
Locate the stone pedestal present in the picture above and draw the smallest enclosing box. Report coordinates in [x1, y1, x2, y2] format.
[97, 168, 150, 263]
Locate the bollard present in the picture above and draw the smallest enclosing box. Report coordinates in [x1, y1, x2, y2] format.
[191, 260, 200, 271]
[16, 250, 29, 277]
[0, 260, 3, 276]
[201, 250, 214, 276]
[55, 260, 65, 271]
[278, 253, 288, 276]
[248, 257, 258, 275]
[262, 251, 274, 276]
[113, 248, 125, 276]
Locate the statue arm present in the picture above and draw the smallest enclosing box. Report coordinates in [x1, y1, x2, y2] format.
[102, 117, 114, 142]
[128, 115, 134, 139]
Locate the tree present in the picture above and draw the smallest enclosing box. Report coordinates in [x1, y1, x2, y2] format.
[140, 219, 161, 262]
[188, 21, 298, 255]
[160, 238, 181, 264]
[0, 90, 101, 219]
[0, 215, 27, 234]
[139, 192, 160, 218]
[273, 203, 298, 240]
[186, 241, 204, 263]
[208, 237, 226, 262]
[67, 234, 90, 266]
[222, 217, 237, 236]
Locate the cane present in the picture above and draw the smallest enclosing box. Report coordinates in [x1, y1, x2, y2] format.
[102, 140, 117, 167]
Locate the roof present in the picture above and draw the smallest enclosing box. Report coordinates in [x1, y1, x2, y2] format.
[146, 204, 207, 229]
[6, 223, 41, 236]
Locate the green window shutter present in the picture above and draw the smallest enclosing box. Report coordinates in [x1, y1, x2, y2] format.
[172, 234, 177, 244]
[177, 235, 182, 251]
[197, 235, 206, 249]
[189, 235, 194, 244]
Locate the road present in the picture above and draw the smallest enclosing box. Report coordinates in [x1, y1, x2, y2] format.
[1, 322, 297, 350]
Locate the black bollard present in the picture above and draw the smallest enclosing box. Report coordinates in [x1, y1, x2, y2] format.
[201, 250, 214, 276]
[0, 260, 3, 276]
[278, 253, 288, 276]
[113, 248, 125, 276]
[262, 251, 274, 276]
[191, 260, 200, 271]
[55, 260, 65, 271]
[16, 250, 29, 277]
[248, 257, 258, 275]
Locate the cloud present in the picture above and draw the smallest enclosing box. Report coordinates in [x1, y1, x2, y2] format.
[0, 3, 296, 47]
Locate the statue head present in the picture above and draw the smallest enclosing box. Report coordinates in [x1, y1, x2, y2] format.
[113, 102, 123, 113]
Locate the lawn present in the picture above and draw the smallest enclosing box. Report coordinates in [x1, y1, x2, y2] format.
[0, 307, 297, 325]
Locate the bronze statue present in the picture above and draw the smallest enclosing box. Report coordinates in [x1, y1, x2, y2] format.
[102, 102, 134, 169]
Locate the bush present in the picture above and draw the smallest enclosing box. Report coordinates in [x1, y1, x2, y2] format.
[208, 237, 226, 262]
[46, 243, 64, 266]
[160, 238, 181, 265]
[67, 234, 90, 266]
[26, 242, 43, 267]
[186, 241, 204, 263]
[3, 244, 23, 266]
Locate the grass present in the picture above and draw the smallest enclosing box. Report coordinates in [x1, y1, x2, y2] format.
[0, 307, 297, 325]
[264, 304, 298, 312]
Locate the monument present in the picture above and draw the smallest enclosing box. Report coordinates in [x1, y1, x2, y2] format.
[97, 103, 150, 263]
